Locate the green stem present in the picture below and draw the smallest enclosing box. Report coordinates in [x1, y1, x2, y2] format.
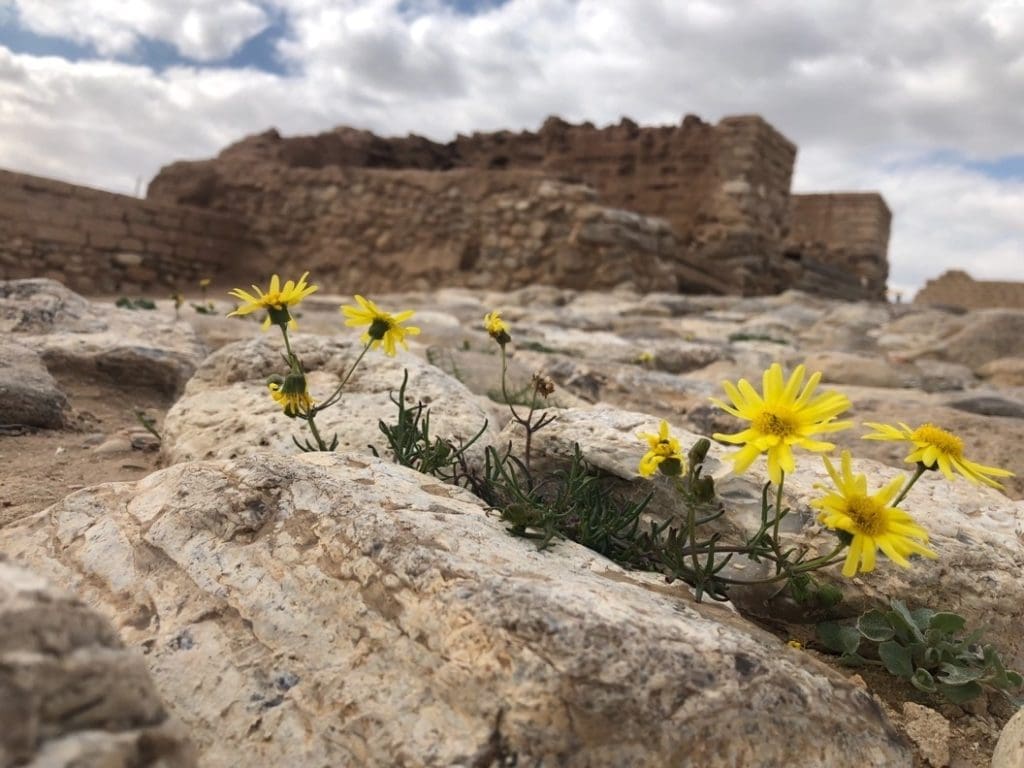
[773, 471, 785, 567]
[304, 412, 329, 451]
[891, 463, 928, 507]
[316, 341, 372, 413]
[278, 325, 297, 366]
[500, 346, 523, 424]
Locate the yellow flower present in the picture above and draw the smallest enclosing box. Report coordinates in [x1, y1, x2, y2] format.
[268, 380, 314, 417]
[638, 420, 686, 477]
[863, 422, 1014, 489]
[199, 278, 212, 288]
[812, 451, 937, 578]
[227, 273, 318, 330]
[483, 310, 511, 345]
[342, 295, 421, 356]
[711, 363, 853, 484]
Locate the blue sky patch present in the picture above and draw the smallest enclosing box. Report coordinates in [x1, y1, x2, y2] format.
[912, 149, 1024, 181]
[0, 8, 288, 74]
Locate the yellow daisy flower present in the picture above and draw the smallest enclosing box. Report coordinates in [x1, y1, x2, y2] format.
[711, 363, 853, 484]
[483, 310, 511, 345]
[227, 272, 318, 330]
[812, 451, 937, 578]
[637, 420, 686, 477]
[341, 295, 421, 356]
[862, 422, 1014, 489]
[268, 380, 314, 417]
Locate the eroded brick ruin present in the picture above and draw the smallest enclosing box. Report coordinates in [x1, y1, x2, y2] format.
[1, 114, 891, 298]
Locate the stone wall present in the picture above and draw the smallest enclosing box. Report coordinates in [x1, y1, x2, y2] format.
[150, 114, 886, 299]
[914, 270, 1024, 310]
[784, 193, 891, 299]
[148, 162, 729, 295]
[0, 169, 258, 294]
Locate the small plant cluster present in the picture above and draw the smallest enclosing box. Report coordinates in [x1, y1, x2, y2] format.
[226, 273, 420, 451]
[817, 600, 1022, 704]
[226, 273, 1020, 704]
[170, 277, 218, 319]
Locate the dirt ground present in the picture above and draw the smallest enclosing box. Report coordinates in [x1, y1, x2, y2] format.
[0, 347, 1016, 767]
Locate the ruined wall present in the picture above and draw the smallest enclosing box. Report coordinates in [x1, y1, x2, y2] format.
[914, 270, 1024, 310]
[0, 169, 258, 294]
[148, 162, 729, 295]
[149, 115, 810, 296]
[784, 193, 890, 299]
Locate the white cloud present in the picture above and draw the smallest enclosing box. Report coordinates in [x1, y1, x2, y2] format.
[11, 0, 269, 60]
[0, 0, 1022, 294]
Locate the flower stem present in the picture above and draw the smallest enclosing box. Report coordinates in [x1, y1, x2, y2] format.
[891, 463, 928, 507]
[773, 472, 785, 572]
[316, 341, 372, 413]
[304, 412, 329, 451]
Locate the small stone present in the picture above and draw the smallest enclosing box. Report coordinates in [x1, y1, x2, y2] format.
[94, 437, 132, 455]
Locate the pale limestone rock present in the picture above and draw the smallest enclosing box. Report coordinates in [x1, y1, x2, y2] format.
[161, 334, 499, 465]
[0, 452, 910, 767]
[913, 309, 1024, 371]
[992, 704, 1024, 768]
[0, 341, 68, 428]
[499, 407, 1024, 667]
[803, 351, 920, 389]
[0, 560, 195, 768]
[978, 357, 1024, 388]
[899, 702, 950, 767]
[1, 278, 207, 396]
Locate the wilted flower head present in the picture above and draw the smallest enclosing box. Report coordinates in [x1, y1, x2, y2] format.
[637, 420, 686, 478]
[267, 372, 314, 418]
[342, 295, 421, 356]
[711, 363, 852, 484]
[812, 451, 937, 578]
[532, 371, 555, 398]
[484, 311, 511, 346]
[863, 422, 1014, 489]
[228, 273, 318, 330]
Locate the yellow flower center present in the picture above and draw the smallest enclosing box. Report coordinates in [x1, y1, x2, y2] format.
[753, 408, 797, 438]
[844, 494, 886, 537]
[911, 423, 963, 459]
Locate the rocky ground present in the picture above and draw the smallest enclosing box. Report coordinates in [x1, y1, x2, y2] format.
[2, 278, 1023, 767]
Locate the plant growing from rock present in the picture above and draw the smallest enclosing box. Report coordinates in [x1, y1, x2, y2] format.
[816, 599, 1023, 704]
[226, 274, 420, 451]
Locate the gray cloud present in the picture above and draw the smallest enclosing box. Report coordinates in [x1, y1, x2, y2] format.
[0, 0, 1021, 294]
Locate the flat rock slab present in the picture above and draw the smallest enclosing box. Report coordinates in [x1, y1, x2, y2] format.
[161, 334, 500, 465]
[0, 560, 195, 767]
[0, 453, 910, 767]
[1, 278, 208, 397]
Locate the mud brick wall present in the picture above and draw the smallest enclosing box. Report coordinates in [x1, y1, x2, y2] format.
[785, 193, 891, 299]
[915, 270, 1024, 310]
[0, 169, 258, 294]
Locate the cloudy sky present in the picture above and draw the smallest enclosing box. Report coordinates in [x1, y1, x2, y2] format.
[1, 0, 1022, 296]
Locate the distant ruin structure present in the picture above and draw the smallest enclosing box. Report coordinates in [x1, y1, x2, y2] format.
[0, 114, 891, 298]
[914, 270, 1024, 310]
